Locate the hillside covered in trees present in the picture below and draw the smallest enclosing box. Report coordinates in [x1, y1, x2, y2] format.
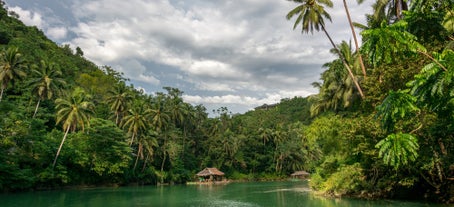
[1, 0, 453, 204]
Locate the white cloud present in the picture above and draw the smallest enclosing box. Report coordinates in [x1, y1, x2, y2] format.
[187, 60, 247, 79]
[6, 0, 374, 114]
[46, 27, 67, 40]
[183, 89, 314, 108]
[194, 82, 235, 92]
[9, 6, 43, 27]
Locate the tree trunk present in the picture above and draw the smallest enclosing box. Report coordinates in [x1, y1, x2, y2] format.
[322, 25, 365, 99]
[141, 155, 149, 173]
[129, 133, 135, 146]
[33, 99, 41, 118]
[160, 136, 167, 184]
[133, 142, 143, 171]
[52, 126, 71, 169]
[160, 151, 166, 184]
[343, 0, 367, 78]
[0, 87, 4, 102]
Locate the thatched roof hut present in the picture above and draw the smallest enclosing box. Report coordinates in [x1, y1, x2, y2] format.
[196, 168, 225, 182]
[196, 167, 224, 176]
[291, 170, 310, 178]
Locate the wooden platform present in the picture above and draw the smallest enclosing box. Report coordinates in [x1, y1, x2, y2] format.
[186, 180, 230, 185]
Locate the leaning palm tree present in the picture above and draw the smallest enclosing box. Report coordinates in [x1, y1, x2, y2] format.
[311, 41, 360, 116]
[0, 47, 27, 101]
[342, 0, 367, 77]
[286, 0, 365, 98]
[29, 60, 66, 118]
[53, 87, 94, 169]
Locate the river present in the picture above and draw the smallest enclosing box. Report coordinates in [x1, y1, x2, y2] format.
[0, 181, 448, 207]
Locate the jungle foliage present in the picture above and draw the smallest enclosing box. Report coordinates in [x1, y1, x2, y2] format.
[0, 0, 453, 203]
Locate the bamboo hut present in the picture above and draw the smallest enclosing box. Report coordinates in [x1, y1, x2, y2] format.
[196, 167, 225, 182]
[291, 170, 310, 179]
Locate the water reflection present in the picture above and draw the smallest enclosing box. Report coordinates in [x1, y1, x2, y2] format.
[0, 181, 447, 207]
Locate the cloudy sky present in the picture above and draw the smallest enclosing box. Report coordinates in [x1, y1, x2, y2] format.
[4, 0, 372, 115]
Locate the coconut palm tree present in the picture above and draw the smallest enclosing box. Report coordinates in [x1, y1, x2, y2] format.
[29, 60, 66, 118]
[133, 132, 158, 171]
[310, 41, 361, 116]
[150, 94, 171, 133]
[53, 87, 94, 169]
[106, 82, 133, 125]
[121, 101, 151, 146]
[0, 47, 27, 102]
[149, 94, 172, 181]
[286, 0, 365, 98]
[139, 132, 159, 172]
[342, 0, 367, 77]
[374, 0, 409, 22]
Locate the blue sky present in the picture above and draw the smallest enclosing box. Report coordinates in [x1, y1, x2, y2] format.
[4, 0, 372, 115]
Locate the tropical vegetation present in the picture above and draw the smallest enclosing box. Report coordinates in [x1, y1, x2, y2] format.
[0, 0, 453, 203]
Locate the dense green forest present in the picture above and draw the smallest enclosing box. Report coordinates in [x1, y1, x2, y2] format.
[0, 0, 453, 203]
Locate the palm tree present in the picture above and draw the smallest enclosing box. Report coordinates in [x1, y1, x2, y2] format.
[29, 60, 66, 118]
[150, 94, 171, 133]
[149, 94, 172, 180]
[286, 0, 365, 98]
[53, 87, 94, 169]
[374, 0, 409, 22]
[342, 0, 367, 77]
[121, 101, 151, 146]
[106, 82, 133, 125]
[139, 133, 159, 172]
[258, 127, 273, 146]
[310, 41, 361, 116]
[134, 132, 158, 171]
[163, 87, 186, 125]
[0, 47, 27, 101]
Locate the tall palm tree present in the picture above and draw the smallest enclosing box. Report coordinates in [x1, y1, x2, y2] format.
[374, 0, 409, 22]
[150, 94, 171, 133]
[53, 87, 94, 169]
[149, 94, 172, 180]
[0, 47, 27, 101]
[133, 132, 158, 171]
[29, 60, 66, 118]
[286, 0, 365, 98]
[311, 41, 361, 116]
[342, 0, 367, 78]
[121, 102, 151, 146]
[106, 82, 133, 125]
[139, 133, 159, 172]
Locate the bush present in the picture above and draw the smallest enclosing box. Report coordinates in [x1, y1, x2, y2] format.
[317, 163, 365, 196]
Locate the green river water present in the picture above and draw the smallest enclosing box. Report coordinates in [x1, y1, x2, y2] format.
[0, 181, 448, 207]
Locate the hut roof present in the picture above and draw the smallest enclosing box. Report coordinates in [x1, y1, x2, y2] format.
[291, 170, 310, 176]
[196, 168, 225, 176]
